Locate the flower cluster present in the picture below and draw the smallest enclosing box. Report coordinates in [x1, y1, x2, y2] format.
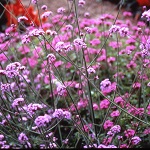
[107, 125, 121, 136]
[141, 9, 150, 22]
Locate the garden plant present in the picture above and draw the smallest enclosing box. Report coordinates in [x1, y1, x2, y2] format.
[0, 0, 150, 148]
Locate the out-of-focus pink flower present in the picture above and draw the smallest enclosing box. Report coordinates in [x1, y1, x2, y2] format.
[110, 110, 120, 117]
[93, 103, 99, 110]
[103, 120, 114, 130]
[131, 136, 141, 145]
[124, 129, 135, 138]
[100, 99, 110, 109]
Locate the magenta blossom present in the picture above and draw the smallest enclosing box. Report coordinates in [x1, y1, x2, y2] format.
[100, 79, 116, 95]
[100, 99, 110, 109]
[110, 110, 120, 117]
[103, 120, 114, 130]
[124, 129, 135, 138]
[131, 136, 141, 145]
[18, 133, 28, 144]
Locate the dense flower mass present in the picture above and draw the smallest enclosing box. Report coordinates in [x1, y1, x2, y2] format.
[0, 0, 149, 148]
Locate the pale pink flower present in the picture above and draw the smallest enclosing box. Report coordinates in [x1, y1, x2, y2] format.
[18, 16, 28, 22]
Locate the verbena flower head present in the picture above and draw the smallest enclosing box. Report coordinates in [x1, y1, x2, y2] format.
[119, 27, 129, 37]
[103, 120, 114, 130]
[29, 28, 45, 37]
[124, 129, 135, 138]
[84, 27, 93, 34]
[12, 98, 24, 108]
[65, 24, 73, 31]
[131, 136, 141, 145]
[141, 9, 150, 22]
[55, 41, 65, 52]
[109, 25, 120, 34]
[123, 11, 132, 17]
[5, 62, 22, 78]
[52, 109, 64, 119]
[100, 78, 116, 95]
[107, 125, 121, 136]
[63, 110, 72, 120]
[18, 16, 28, 23]
[56, 84, 67, 96]
[78, 0, 86, 7]
[22, 35, 30, 44]
[87, 67, 96, 74]
[18, 133, 28, 144]
[41, 5, 47, 11]
[32, 0, 38, 4]
[100, 99, 110, 109]
[0, 135, 4, 141]
[107, 145, 117, 148]
[57, 7, 65, 14]
[41, 11, 53, 19]
[110, 110, 120, 117]
[26, 103, 47, 116]
[0, 83, 11, 93]
[47, 54, 56, 63]
[34, 114, 52, 127]
[73, 38, 87, 49]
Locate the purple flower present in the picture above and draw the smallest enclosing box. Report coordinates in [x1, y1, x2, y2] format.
[103, 120, 114, 130]
[119, 27, 129, 37]
[141, 9, 150, 22]
[107, 145, 117, 148]
[123, 11, 132, 17]
[87, 67, 96, 74]
[73, 38, 87, 49]
[57, 7, 65, 14]
[27, 103, 47, 116]
[32, 0, 38, 4]
[98, 144, 107, 148]
[34, 114, 52, 127]
[109, 41, 122, 49]
[63, 110, 72, 120]
[55, 41, 65, 52]
[78, 0, 85, 7]
[110, 110, 120, 117]
[64, 44, 73, 52]
[100, 99, 110, 109]
[100, 78, 111, 91]
[109, 25, 120, 34]
[0, 83, 11, 93]
[114, 96, 124, 107]
[47, 54, 56, 63]
[41, 11, 53, 19]
[93, 103, 99, 110]
[29, 28, 45, 37]
[65, 24, 73, 31]
[22, 35, 30, 44]
[41, 5, 47, 11]
[124, 129, 135, 138]
[18, 16, 28, 23]
[100, 79, 116, 94]
[90, 38, 100, 46]
[0, 135, 4, 141]
[18, 133, 28, 144]
[131, 136, 141, 145]
[56, 84, 67, 96]
[52, 109, 64, 119]
[12, 98, 24, 108]
[84, 27, 93, 34]
[107, 125, 121, 136]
